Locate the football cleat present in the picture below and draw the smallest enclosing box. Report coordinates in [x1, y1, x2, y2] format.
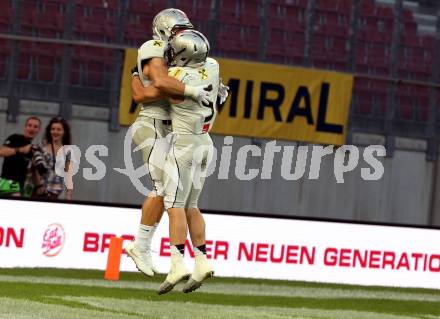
[125, 241, 158, 277]
[158, 254, 190, 295]
[183, 254, 214, 293]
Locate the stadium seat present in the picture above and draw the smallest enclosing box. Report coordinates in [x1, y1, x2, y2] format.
[215, 21, 260, 60]
[17, 1, 66, 37]
[123, 21, 152, 47]
[376, 5, 394, 18]
[266, 27, 286, 63]
[69, 60, 81, 86]
[218, 0, 239, 25]
[284, 5, 306, 31]
[0, 39, 11, 79]
[402, 8, 414, 22]
[267, 1, 285, 30]
[415, 87, 430, 122]
[73, 5, 117, 43]
[152, 0, 169, 13]
[402, 8, 417, 34]
[285, 31, 305, 53]
[369, 79, 388, 116]
[240, 0, 261, 27]
[397, 101, 414, 120]
[174, 0, 194, 16]
[19, 1, 39, 36]
[396, 85, 414, 120]
[85, 47, 113, 87]
[315, 0, 338, 11]
[75, 0, 118, 10]
[14, 41, 63, 82]
[191, 18, 210, 35]
[214, 35, 242, 59]
[71, 46, 111, 87]
[359, 0, 375, 16]
[316, 11, 350, 37]
[336, 0, 352, 13]
[356, 97, 374, 116]
[17, 42, 33, 80]
[398, 34, 434, 81]
[266, 49, 286, 64]
[34, 43, 63, 82]
[354, 78, 373, 115]
[0, 1, 13, 32]
[419, 105, 429, 122]
[191, 1, 213, 21]
[128, 0, 154, 14]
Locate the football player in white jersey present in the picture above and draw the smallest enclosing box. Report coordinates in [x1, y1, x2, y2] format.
[125, 9, 215, 277]
[157, 30, 219, 295]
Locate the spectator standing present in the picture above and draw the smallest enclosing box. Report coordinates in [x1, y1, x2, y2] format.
[0, 116, 41, 196]
[31, 117, 73, 200]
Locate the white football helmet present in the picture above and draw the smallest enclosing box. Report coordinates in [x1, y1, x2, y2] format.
[152, 8, 193, 41]
[166, 30, 210, 67]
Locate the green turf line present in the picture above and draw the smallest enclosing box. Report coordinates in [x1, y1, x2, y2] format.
[1, 267, 438, 295]
[0, 280, 439, 318]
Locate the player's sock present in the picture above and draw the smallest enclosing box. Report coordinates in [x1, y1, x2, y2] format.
[171, 244, 185, 256]
[135, 224, 157, 252]
[194, 244, 206, 256]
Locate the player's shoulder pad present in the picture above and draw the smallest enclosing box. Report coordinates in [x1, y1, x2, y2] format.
[139, 39, 166, 50]
[138, 39, 166, 60]
[205, 57, 220, 72]
[206, 57, 219, 66]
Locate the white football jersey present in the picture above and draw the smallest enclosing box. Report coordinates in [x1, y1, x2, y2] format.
[168, 57, 220, 134]
[136, 39, 170, 120]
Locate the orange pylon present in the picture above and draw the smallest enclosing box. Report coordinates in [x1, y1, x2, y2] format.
[104, 237, 123, 281]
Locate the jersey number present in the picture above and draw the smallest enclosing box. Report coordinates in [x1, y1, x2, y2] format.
[203, 84, 214, 122]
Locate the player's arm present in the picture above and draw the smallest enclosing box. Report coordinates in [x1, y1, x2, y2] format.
[131, 73, 164, 104]
[130, 59, 184, 104]
[148, 57, 186, 96]
[148, 57, 212, 105]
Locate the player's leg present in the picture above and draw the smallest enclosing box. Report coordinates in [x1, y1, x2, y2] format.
[157, 206, 190, 294]
[183, 135, 214, 293]
[186, 207, 205, 247]
[158, 136, 193, 295]
[126, 117, 169, 276]
[183, 210, 214, 293]
[134, 120, 170, 261]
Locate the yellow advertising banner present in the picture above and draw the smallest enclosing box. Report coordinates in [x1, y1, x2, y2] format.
[119, 50, 353, 145]
[119, 48, 139, 126]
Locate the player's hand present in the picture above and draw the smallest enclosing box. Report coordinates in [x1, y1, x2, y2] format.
[218, 78, 229, 105]
[184, 84, 214, 106]
[131, 64, 139, 77]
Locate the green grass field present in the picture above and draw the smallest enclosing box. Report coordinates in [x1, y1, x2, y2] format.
[0, 268, 439, 319]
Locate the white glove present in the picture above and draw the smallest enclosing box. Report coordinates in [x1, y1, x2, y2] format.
[218, 78, 229, 105]
[184, 84, 213, 106]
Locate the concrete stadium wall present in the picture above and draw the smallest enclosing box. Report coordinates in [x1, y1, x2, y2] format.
[0, 100, 437, 226]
